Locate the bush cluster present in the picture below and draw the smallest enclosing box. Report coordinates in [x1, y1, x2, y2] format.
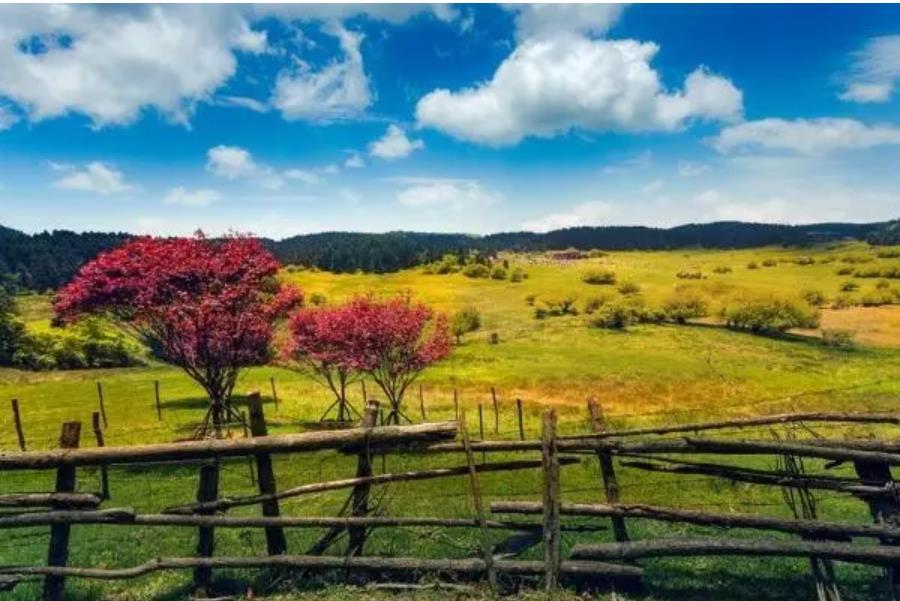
[589, 297, 663, 330]
[712, 265, 733, 274]
[535, 294, 579, 319]
[675, 270, 704, 280]
[853, 266, 900, 279]
[581, 269, 616, 285]
[451, 307, 482, 343]
[721, 296, 820, 335]
[661, 289, 709, 324]
[821, 329, 856, 350]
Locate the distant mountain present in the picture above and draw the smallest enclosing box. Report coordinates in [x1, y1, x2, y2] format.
[0, 220, 891, 291]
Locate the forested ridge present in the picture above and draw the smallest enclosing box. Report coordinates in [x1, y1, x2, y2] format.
[1, 219, 896, 291]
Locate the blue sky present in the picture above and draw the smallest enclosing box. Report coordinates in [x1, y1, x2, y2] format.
[1, 3, 899, 238]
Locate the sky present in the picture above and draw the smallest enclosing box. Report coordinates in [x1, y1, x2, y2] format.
[1, 3, 900, 238]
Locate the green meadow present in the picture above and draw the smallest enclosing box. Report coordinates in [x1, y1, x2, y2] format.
[2, 242, 900, 600]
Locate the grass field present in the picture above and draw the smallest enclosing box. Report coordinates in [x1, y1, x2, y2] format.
[2, 243, 900, 600]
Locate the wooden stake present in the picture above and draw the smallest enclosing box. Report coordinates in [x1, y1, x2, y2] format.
[362, 380, 368, 404]
[193, 461, 219, 596]
[154, 381, 162, 421]
[248, 394, 286, 556]
[240, 410, 255, 486]
[419, 385, 426, 421]
[852, 459, 900, 599]
[516, 399, 525, 441]
[270, 377, 279, 409]
[96, 382, 107, 428]
[453, 389, 459, 421]
[588, 399, 629, 543]
[91, 412, 109, 500]
[541, 410, 561, 591]
[491, 388, 499, 434]
[460, 409, 496, 591]
[10, 399, 25, 452]
[348, 401, 379, 556]
[43, 421, 81, 601]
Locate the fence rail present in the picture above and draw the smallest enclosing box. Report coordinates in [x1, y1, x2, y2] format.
[2, 395, 900, 600]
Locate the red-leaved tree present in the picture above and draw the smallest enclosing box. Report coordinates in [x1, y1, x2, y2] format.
[282, 303, 362, 423]
[340, 295, 451, 424]
[55, 234, 301, 436]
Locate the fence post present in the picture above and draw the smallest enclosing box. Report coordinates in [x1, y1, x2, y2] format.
[270, 377, 279, 409]
[853, 459, 900, 598]
[43, 421, 81, 601]
[491, 387, 499, 434]
[154, 380, 162, 421]
[348, 400, 380, 556]
[240, 409, 256, 486]
[193, 461, 219, 596]
[248, 394, 287, 556]
[10, 399, 25, 451]
[419, 385, 427, 421]
[588, 399, 630, 544]
[91, 412, 109, 500]
[516, 398, 525, 440]
[96, 382, 108, 428]
[361, 380, 368, 404]
[542, 409, 561, 591]
[453, 388, 459, 421]
[460, 409, 496, 590]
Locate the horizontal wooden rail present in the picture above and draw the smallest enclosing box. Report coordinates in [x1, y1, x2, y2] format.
[559, 411, 900, 440]
[0, 507, 598, 532]
[0, 422, 457, 470]
[571, 537, 900, 566]
[0, 493, 101, 509]
[491, 501, 900, 541]
[0, 555, 643, 581]
[165, 458, 577, 514]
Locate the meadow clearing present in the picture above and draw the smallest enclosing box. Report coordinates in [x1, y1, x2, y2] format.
[2, 242, 900, 600]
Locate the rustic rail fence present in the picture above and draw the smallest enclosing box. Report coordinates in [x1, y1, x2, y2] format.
[2, 396, 900, 600]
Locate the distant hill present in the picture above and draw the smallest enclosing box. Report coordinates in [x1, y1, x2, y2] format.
[0, 220, 891, 291]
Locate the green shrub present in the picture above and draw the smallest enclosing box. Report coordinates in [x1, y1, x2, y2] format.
[854, 266, 900, 279]
[860, 291, 896, 306]
[835, 266, 854, 276]
[801, 289, 826, 307]
[462, 263, 491, 278]
[583, 293, 614, 314]
[876, 248, 900, 259]
[589, 297, 660, 330]
[792, 257, 815, 266]
[761, 259, 777, 267]
[451, 307, 482, 343]
[675, 270, 704, 280]
[721, 296, 820, 334]
[309, 292, 328, 306]
[662, 289, 709, 324]
[617, 281, 641, 295]
[509, 267, 527, 282]
[876, 279, 892, 290]
[536, 294, 579, 318]
[746, 261, 759, 270]
[490, 267, 508, 280]
[832, 294, 858, 310]
[525, 294, 537, 306]
[840, 254, 873, 264]
[821, 329, 856, 350]
[712, 266, 733, 274]
[581, 269, 616, 285]
[840, 281, 859, 292]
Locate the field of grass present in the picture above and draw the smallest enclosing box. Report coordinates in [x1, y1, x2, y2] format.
[2, 243, 900, 600]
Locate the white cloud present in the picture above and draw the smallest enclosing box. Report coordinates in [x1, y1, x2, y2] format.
[283, 168, 320, 184]
[511, 4, 624, 41]
[677, 161, 709, 177]
[217, 95, 268, 112]
[369, 125, 425, 159]
[393, 178, 500, 210]
[254, 5, 457, 26]
[320, 164, 340, 175]
[272, 23, 371, 122]
[840, 35, 900, 103]
[601, 150, 653, 175]
[641, 179, 664, 194]
[0, 105, 18, 130]
[711, 118, 900, 155]
[522, 201, 612, 232]
[54, 162, 131, 194]
[206, 145, 284, 189]
[339, 188, 362, 205]
[345, 152, 365, 169]
[416, 36, 742, 146]
[0, 5, 266, 127]
[163, 186, 222, 207]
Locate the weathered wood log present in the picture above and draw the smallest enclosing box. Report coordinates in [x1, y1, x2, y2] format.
[561, 412, 900, 441]
[44, 421, 80, 601]
[0, 555, 643, 580]
[460, 408, 496, 590]
[348, 401, 379, 557]
[588, 400, 630, 544]
[10, 399, 25, 452]
[542, 410, 561, 591]
[0, 493, 101, 509]
[247, 395, 286, 556]
[0, 422, 458, 470]
[165, 457, 576, 515]
[571, 537, 900, 566]
[193, 461, 219, 597]
[490, 501, 900, 541]
[619, 457, 892, 496]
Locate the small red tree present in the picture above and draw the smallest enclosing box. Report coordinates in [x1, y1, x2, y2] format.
[282, 304, 362, 423]
[340, 295, 451, 424]
[55, 234, 301, 436]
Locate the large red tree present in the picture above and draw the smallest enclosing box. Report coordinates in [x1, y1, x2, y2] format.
[55, 234, 301, 435]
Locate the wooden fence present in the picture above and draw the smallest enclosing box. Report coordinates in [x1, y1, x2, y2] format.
[2, 396, 900, 600]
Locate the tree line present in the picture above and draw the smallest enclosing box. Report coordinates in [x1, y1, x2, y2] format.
[2, 219, 896, 292]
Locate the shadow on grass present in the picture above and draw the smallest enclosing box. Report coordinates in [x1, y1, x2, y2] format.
[678, 321, 872, 354]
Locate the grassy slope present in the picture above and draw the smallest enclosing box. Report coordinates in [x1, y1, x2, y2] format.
[1, 243, 900, 600]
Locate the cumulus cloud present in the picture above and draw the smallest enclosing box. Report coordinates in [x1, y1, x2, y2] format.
[163, 186, 222, 207]
[522, 201, 612, 232]
[0, 5, 266, 127]
[840, 35, 900, 103]
[272, 23, 371, 122]
[711, 118, 900, 155]
[345, 152, 365, 169]
[677, 161, 709, 177]
[0, 105, 19, 130]
[54, 162, 131, 194]
[416, 36, 742, 146]
[369, 125, 425, 159]
[283, 168, 320, 184]
[205, 145, 284, 189]
[511, 4, 623, 41]
[393, 177, 500, 210]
